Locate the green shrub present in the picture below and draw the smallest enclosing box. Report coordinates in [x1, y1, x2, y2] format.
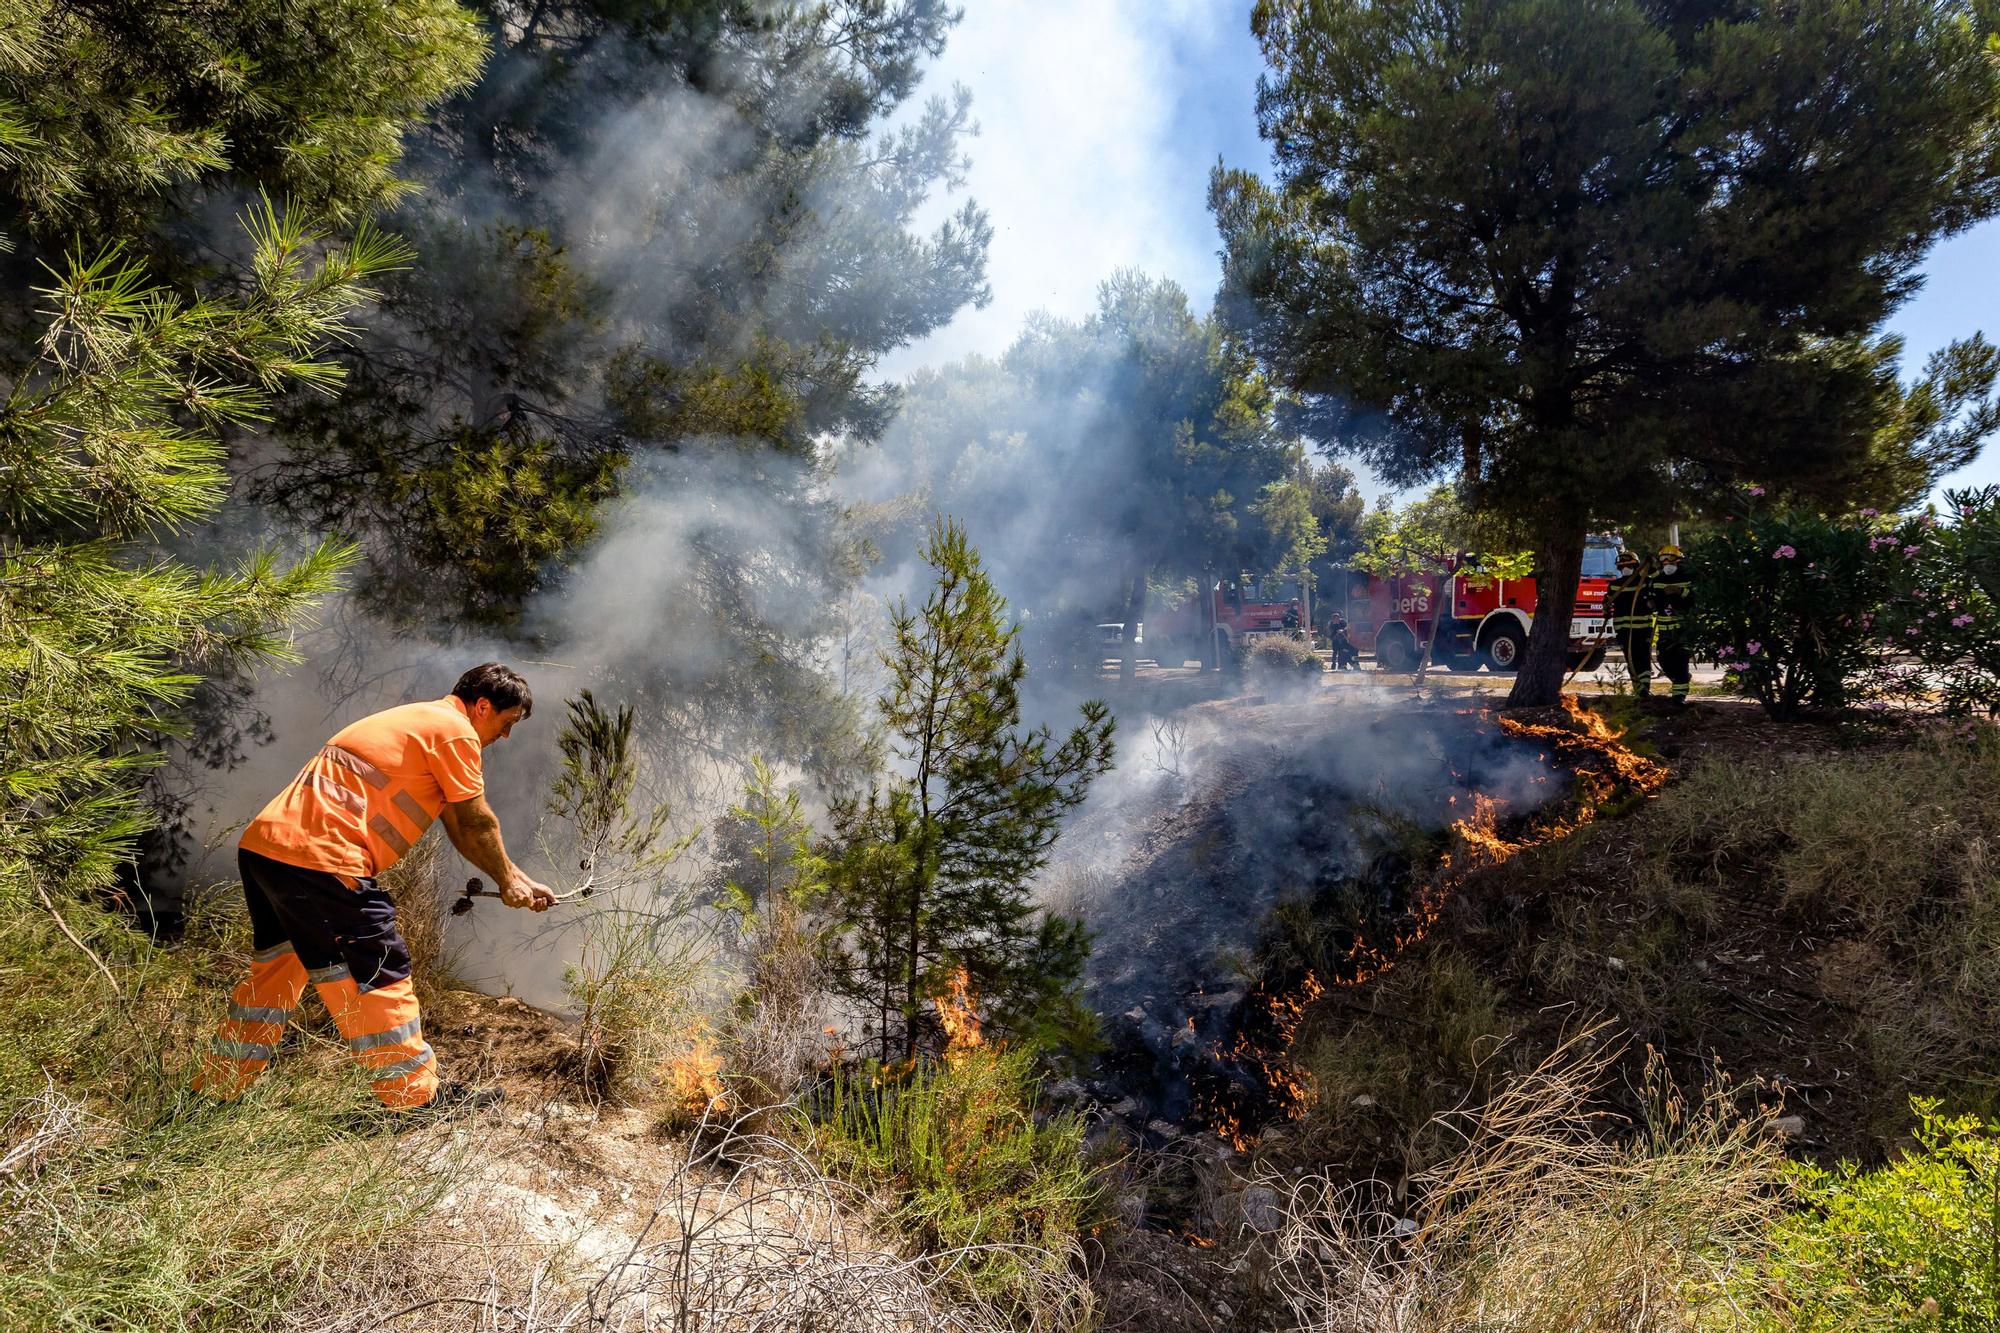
[1689, 505, 1900, 718]
[1881, 486, 2000, 716]
[1241, 633, 1322, 681]
[1743, 1101, 2000, 1331]
[810, 1046, 1103, 1313]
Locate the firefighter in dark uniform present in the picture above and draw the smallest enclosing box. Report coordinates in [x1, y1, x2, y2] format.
[1324, 611, 1360, 670]
[1602, 549, 1654, 697]
[1647, 543, 1693, 706]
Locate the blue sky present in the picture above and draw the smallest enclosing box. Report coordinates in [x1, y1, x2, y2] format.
[892, 2, 2000, 505]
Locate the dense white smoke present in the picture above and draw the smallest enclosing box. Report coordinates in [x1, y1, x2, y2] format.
[194, 452, 843, 1010]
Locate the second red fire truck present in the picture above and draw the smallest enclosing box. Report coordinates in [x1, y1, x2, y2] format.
[1146, 535, 1622, 672]
[1334, 535, 1622, 672]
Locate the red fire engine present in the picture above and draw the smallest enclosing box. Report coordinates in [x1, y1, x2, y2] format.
[1334, 536, 1622, 672]
[1145, 578, 1309, 666]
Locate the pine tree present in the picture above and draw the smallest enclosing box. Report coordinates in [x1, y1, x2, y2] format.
[829, 519, 1115, 1061]
[0, 1, 488, 895]
[0, 2, 485, 260]
[0, 202, 395, 950]
[267, 0, 993, 631]
[1214, 0, 2000, 706]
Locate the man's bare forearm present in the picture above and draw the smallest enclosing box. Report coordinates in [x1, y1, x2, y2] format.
[445, 800, 520, 886]
[443, 797, 552, 910]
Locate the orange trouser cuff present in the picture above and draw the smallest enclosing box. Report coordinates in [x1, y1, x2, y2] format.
[196, 942, 308, 1099]
[316, 973, 438, 1109]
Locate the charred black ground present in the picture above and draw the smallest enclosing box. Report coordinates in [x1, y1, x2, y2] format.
[1050, 696, 1565, 1144]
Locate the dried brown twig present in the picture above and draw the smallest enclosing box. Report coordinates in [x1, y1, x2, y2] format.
[1258, 1023, 1786, 1333]
[306, 1101, 1091, 1333]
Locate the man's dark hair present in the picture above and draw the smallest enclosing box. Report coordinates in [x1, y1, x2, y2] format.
[452, 663, 533, 719]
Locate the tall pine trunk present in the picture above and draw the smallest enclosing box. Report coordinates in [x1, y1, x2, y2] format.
[1506, 521, 1586, 708]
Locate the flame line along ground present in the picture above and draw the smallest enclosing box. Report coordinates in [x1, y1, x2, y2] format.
[1196, 694, 1668, 1152]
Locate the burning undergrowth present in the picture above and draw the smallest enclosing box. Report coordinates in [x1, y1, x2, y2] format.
[1043, 696, 1554, 1141]
[1049, 692, 1667, 1159]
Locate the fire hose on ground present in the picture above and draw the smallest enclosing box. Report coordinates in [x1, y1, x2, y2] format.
[1564, 621, 1616, 690]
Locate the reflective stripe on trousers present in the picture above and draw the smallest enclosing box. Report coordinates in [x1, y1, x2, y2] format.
[194, 943, 306, 1099]
[316, 975, 438, 1108]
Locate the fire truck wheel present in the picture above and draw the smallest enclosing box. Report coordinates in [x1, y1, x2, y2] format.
[1375, 626, 1420, 673]
[1479, 619, 1528, 673]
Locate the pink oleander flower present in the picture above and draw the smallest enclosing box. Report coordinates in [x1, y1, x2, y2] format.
[1747, 486, 1766, 497]
[1716, 645, 1734, 659]
[1867, 700, 1889, 711]
[1903, 545, 1921, 557]
[1860, 507, 1879, 518]
[1954, 614, 1976, 628]
[1726, 662, 1750, 673]
[1746, 640, 1762, 655]
[1963, 505, 1976, 517]
[1908, 626, 1921, 636]
[1773, 545, 1797, 559]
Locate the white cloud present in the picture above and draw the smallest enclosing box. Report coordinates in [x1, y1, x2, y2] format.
[880, 0, 1261, 375]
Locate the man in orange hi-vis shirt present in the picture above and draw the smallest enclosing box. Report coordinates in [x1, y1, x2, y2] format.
[198, 664, 555, 1111]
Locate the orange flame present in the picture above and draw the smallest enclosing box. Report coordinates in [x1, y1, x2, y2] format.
[662, 1020, 729, 1118]
[1200, 971, 1327, 1150]
[1449, 790, 1517, 865]
[1499, 695, 1669, 807]
[935, 964, 985, 1056]
[1199, 694, 1666, 1151]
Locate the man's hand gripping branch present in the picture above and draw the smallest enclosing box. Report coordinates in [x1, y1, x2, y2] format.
[441, 795, 555, 911]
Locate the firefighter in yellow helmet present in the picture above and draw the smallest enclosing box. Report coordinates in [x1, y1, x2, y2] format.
[1602, 548, 1654, 696]
[1647, 544, 1693, 706]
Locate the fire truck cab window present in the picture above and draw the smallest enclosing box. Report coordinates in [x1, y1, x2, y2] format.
[1580, 543, 1622, 578]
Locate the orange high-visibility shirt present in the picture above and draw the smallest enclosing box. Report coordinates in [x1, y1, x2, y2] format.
[240, 696, 484, 878]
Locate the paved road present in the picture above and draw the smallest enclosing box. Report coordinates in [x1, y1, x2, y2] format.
[1083, 651, 1733, 704]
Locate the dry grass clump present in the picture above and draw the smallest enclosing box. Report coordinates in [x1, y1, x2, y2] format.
[1242, 634, 1323, 685]
[1268, 1028, 1786, 1333]
[1296, 946, 1511, 1176]
[379, 833, 456, 1007]
[719, 887, 832, 1132]
[0, 904, 459, 1330]
[562, 905, 715, 1107]
[1634, 724, 2000, 1097]
[298, 1107, 1094, 1333]
[1635, 725, 1998, 934]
